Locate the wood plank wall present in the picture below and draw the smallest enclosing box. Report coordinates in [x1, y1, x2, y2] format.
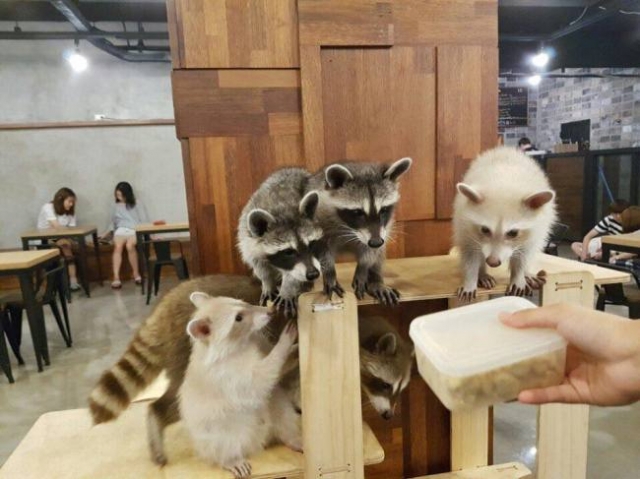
[168, 1, 498, 476]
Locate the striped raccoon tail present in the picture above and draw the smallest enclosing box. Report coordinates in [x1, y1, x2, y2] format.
[88, 331, 163, 424]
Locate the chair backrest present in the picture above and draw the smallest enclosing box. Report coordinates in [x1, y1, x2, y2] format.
[152, 241, 173, 261]
[546, 222, 570, 246]
[621, 206, 640, 233]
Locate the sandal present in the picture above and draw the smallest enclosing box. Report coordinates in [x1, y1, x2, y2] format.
[134, 277, 143, 285]
[111, 280, 122, 289]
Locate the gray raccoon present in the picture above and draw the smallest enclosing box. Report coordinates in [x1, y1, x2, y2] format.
[238, 168, 324, 317]
[307, 158, 412, 305]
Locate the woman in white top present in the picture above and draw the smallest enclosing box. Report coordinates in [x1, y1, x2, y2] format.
[36, 187, 81, 290]
[100, 182, 148, 289]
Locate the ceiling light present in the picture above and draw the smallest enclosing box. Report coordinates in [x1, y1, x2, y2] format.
[67, 52, 88, 72]
[531, 51, 550, 68]
[527, 74, 542, 86]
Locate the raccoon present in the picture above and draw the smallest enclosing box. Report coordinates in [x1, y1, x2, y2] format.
[453, 146, 557, 301]
[307, 158, 413, 305]
[179, 293, 296, 478]
[237, 168, 325, 317]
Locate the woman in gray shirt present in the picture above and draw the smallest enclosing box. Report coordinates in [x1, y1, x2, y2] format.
[101, 182, 149, 289]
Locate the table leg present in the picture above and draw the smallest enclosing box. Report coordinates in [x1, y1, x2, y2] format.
[77, 237, 90, 297]
[18, 272, 49, 371]
[21, 238, 29, 251]
[536, 271, 594, 479]
[137, 233, 150, 296]
[92, 232, 104, 286]
[601, 243, 611, 263]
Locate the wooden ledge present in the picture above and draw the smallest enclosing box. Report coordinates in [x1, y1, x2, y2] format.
[0, 402, 384, 479]
[411, 462, 532, 479]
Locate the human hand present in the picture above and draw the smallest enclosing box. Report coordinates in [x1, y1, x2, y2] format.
[500, 303, 640, 406]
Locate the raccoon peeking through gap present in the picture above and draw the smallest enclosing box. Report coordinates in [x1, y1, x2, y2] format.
[308, 157, 413, 306]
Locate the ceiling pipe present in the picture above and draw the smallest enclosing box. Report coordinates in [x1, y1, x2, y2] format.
[0, 31, 169, 40]
[49, 0, 170, 62]
[501, 0, 633, 42]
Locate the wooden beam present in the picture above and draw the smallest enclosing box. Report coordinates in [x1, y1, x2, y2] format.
[0, 119, 175, 131]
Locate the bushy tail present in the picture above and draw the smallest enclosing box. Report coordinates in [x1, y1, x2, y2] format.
[88, 330, 163, 424]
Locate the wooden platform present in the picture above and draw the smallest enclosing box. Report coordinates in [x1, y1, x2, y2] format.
[414, 462, 531, 479]
[0, 401, 384, 479]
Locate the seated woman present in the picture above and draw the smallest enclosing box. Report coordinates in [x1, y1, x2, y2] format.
[37, 187, 81, 291]
[100, 182, 149, 289]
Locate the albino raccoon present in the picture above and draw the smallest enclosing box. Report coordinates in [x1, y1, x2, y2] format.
[238, 168, 324, 317]
[179, 292, 296, 478]
[307, 158, 412, 305]
[453, 146, 557, 301]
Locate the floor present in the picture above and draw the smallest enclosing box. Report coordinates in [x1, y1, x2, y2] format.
[1, 271, 639, 477]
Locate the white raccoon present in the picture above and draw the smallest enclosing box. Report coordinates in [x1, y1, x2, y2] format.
[453, 146, 557, 301]
[179, 292, 296, 479]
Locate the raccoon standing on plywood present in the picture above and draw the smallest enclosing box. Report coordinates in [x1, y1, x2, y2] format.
[179, 292, 296, 478]
[237, 168, 325, 317]
[453, 147, 557, 301]
[307, 158, 412, 305]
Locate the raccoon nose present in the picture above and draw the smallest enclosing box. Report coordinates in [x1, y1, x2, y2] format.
[306, 269, 320, 281]
[368, 237, 384, 248]
[382, 410, 393, 420]
[486, 257, 501, 268]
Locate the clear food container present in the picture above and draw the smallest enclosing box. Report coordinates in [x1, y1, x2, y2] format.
[409, 297, 566, 411]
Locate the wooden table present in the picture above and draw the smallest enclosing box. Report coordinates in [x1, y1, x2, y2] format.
[0, 249, 61, 372]
[21, 225, 103, 297]
[320, 252, 630, 479]
[135, 222, 190, 296]
[601, 232, 640, 263]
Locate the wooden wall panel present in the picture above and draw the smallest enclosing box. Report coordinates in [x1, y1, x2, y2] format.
[435, 45, 498, 219]
[394, 0, 497, 45]
[172, 70, 302, 138]
[320, 47, 436, 222]
[173, 0, 299, 68]
[298, 0, 393, 46]
[546, 156, 584, 239]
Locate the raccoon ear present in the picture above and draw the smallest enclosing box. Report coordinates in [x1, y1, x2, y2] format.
[187, 317, 212, 340]
[523, 190, 555, 210]
[457, 183, 484, 204]
[247, 209, 276, 237]
[190, 291, 210, 308]
[384, 157, 413, 182]
[325, 164, 353, 189]
[376, 333, 397, 356]
[299, 191, 319, 219]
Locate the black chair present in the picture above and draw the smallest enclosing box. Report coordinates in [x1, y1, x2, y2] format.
[586, 259, 640, 320]
[544, 222, 570, 256]
[0, 263, 72, 367]
[143, 239, 189, 305]
[0, 308, 15, 383]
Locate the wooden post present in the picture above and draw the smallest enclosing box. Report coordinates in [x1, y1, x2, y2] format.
[297, 292, 364, 479]
[537, 271, 594, 479]
[447, 297, 491, 471]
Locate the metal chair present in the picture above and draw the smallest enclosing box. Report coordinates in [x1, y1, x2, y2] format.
[586, 259, 640, 319]
[143, 239, 189, 304]
[543, 222, 570, 256]
[0, 307, 15, 383]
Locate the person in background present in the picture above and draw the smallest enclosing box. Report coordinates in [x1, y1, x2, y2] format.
[501, 303, 640, 406]
[100, 182, 149, 289]
[571, 199, 630, 261]
[517, 137, 534, 152]
[37, 187, 81, 291]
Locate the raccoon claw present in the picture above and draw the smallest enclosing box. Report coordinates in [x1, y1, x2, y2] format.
[369, 284, 400, 306]
[228, 460, 252, 479]
[151, 452, 167, 467]
[525, 270, 547, 290]
[506, 283, 532, 297]
[260, 290, 278, 306]
[478, 274, 497, 289]
[323, 281, 345, 300]
[274, 295, 298, 318]
[456, 287, 477, 303]
[283, 320, 298, 345]
[352, 279, 367, 300]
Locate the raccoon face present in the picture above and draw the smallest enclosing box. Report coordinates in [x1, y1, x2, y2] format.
[323, 158, 412, 249]
[457, 184, 555, 267]
[247, 192, 324, 282]
[360, 332, 413, 420]
[187, 293, 272, 358]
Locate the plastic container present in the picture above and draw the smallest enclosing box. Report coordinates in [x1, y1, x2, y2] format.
[409, 297, 566, 411]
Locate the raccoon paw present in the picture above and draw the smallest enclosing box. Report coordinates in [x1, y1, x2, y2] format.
[227, 460, 252, 479]
[506, 282, 532, 297]
[456, 286, 477, 302]
[478, 273, 496, 289]
[368, 283, 400, 306]
[260, 290, 278, 306]
[525, 270, 547, 290]
[352, 278, 368, 300]
[151, 450, 168, 467]
[323, 280, 345, 300]
[274, 295, 298, 318]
